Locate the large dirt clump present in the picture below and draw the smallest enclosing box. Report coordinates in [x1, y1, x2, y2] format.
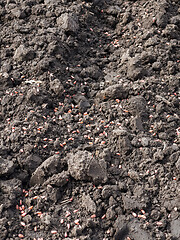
[0, 0, 180, 239]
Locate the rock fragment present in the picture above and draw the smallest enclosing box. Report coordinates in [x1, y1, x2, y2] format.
[43, 171, 69, 187]
[73, 94, 90, 111]
[171, 218, 180, 238]
[13, 45, 35, 62]
[57, 13, 79, 33]
[0, 157, 15, 176]
[129, 220, 152, 240]
[127, 57, 146, 80]
[67, 150, 107, 183]
[175, 157, 180, 170]
[127, 96, 147, 117]
[82, 193, 97, 214]
[50, 79, 64, 97]
[122, 195, 146, 211]
[19, 154, 42, 174]
[96, 84, 127, 101]
[30, 155, 63, 186]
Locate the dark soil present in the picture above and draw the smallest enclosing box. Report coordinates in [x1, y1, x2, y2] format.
[0, 0, 180, 239]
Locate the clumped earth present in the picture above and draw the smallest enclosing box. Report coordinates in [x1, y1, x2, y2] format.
[0, 0, 180, 239]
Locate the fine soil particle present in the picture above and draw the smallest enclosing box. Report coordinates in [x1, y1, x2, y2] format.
[0, 0, 180, 239]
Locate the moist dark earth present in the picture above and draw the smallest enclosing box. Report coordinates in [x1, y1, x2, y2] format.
[0, 0, 180, 239]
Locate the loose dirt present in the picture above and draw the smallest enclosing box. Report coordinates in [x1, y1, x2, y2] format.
[0, 0, 180, 239]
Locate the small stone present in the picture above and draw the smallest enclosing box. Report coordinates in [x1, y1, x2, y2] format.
[30, 155, 63, 186]
[82, 194, 97, 214]
[19, 154, 42, 174]
[97, 84, 127, 101]
[128, 170, 139, 181]
[0, 157, 15, 176]
[122, 195, 146, 211]
[67, 151, 107, 183]
[50, 79, 64, 97]
[141, 137, 149, 147]
[175, 157, 180, 170]
[127, 57, 146, 80]
[101, 185, 119, 199]
[57, 13, 79, 33]
[128, 96, 147, 117]
[129, 219, 152, 240]
[43, 171, 69, 187]
[106, 207, 116, 220]
[11, 7, 26, 19]
[152, 62, 162, 71]
[40, 213, 51, 225]
[73, 94, 90, 111]
[171, 218, 180, 238]
[13, 45, 35, 62]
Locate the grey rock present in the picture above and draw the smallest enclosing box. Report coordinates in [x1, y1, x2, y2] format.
[141, 137, 150, 147]
[97, 84, 127, 101]
[82, 193, 97, 214]
[0, 157, 15, 176]
[170, 15, 180, 26]
[80, 65, 101, 79]
[101, 185, 119, 199]
[40, 213, 51, 225]
[175, 156, 180, 170]
[73, 94, 90, 111]
[127, 57, 146, 80]
[50, 79, 64, 97]
[57, 13, 79, 33]
[19, 154, 42, 174]
[155, 12, 168, 28]
[106, 206, 116, 220]
[30, 155, 62, 186]
[0, 178, 22, 195]
[67, 151, 107, 183]
[117, 135, 132, 154]
[152, 62, 162, 71]
[129, 219, 152, 240]
[131, 116, 144, 131]
[11, 7, 26, 18]
[171, 218, 180, 238]
[122, 195, 146, 211]
[114, 215, 128, 240]
[128, 96, 147, 117]
[13, 45, 35, 62]
[128, 170, 139, 181]
[43, 171, 69, 187]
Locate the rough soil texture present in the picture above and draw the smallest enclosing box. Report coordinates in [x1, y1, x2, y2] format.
[0, 0, 180, 239]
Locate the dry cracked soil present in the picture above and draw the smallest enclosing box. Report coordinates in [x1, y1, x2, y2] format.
[0, 0, 180, 239]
